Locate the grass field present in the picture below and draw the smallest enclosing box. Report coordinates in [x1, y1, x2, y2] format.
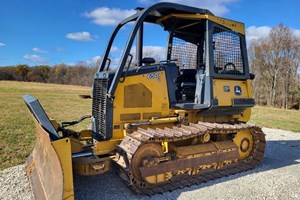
[0, 81, 299, 170]
[0, 81, 91, 170]
[249, 106, 300, 132]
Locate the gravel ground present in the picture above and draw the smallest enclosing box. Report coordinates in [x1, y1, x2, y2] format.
[1, 127, 300, 200]
[0, 165, 32, 200]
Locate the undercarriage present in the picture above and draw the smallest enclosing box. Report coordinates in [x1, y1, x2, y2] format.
[115, 122, 265, 195]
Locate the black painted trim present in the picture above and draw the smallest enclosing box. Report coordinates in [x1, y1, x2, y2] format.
[199, 107, 244, 117]
[172, 103, 209, 110]
[104, 100, 114, 140]
[125, 65, 164, 77]
[232, 98, 255, 107]
[23, 95, 60, 141]
[164, 63, 178, 106]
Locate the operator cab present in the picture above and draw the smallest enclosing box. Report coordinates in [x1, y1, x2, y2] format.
[96, 2, 251, 112]
[160, 14, 249, 109]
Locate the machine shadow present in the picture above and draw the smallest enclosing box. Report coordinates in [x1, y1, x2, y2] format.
[74, 139, 300, 200]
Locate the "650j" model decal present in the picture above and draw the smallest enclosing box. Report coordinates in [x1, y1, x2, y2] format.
[147, 73, 160, 80]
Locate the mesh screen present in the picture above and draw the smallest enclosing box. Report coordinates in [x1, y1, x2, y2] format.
[171, 37, 197, 69]
[92, 78, 108, 138]
[213, 27, 244, 75]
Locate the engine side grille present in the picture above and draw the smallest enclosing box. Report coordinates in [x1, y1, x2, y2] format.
[92, 78, 108, 138]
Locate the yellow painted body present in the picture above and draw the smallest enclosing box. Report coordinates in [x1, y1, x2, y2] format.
[114, 71, 170, 120]
[73, 156, 111, 176]
[157, 13, 245, 35]
[114, 71, 170, 136]
[233, 129, 254, 159]
[212, 79, 252, 122]
[93, 139, 123, 155]
[52, 139, 74, 200]
[93, 71, 173, 155]
[93, 70, 253, 155]
[213, 79, 251, 106]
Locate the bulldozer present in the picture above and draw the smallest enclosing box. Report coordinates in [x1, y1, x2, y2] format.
[23, 2, 266, 199]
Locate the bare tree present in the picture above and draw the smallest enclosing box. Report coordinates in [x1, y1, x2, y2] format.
[249, 24, 300, 109]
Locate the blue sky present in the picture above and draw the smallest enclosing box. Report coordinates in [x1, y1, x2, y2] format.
[0, 0, 300, 66]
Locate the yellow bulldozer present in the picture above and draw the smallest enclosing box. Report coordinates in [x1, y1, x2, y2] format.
[23, 2, 265, 199]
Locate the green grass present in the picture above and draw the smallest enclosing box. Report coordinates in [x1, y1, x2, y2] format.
[0, 81, 91, 170]
[0, 81, 299, 170]
[249, 106, 300, 132]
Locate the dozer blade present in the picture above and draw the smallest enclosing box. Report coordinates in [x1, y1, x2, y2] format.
[23, 95, 74, 200]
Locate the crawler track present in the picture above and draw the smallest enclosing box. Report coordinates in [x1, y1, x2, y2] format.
[114, 122, 266, 195]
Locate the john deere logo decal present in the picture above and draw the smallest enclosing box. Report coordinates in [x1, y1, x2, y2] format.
[234, 86, 242, 96]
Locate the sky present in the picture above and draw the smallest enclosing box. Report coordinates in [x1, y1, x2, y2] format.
[0, 0, 300, 66]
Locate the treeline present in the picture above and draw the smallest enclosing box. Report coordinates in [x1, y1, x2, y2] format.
[0, 63, 97, 86]
[249, 24, 300, 110]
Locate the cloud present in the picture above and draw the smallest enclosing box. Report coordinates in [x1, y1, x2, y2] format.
[0, 42, 5, 47]
[66, 32, 94, 41]
[24, 54, 48, 63]
[56, 47, 65, 51]
[246, 26, 300, 45]
[139, 0, 237, 16]
[130, 45, 166, 61]
[94, 45, 166, 68]
[85, 56, 102, 65]
[32, 47, 48, 53]
[292, 29, 300, 38]
[84, 7, 135, 26]
[143, 46, 166, 60]
[111, 46, 120, 53]
[246, 26, 272, 42]
[138, 0, 150, 3]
